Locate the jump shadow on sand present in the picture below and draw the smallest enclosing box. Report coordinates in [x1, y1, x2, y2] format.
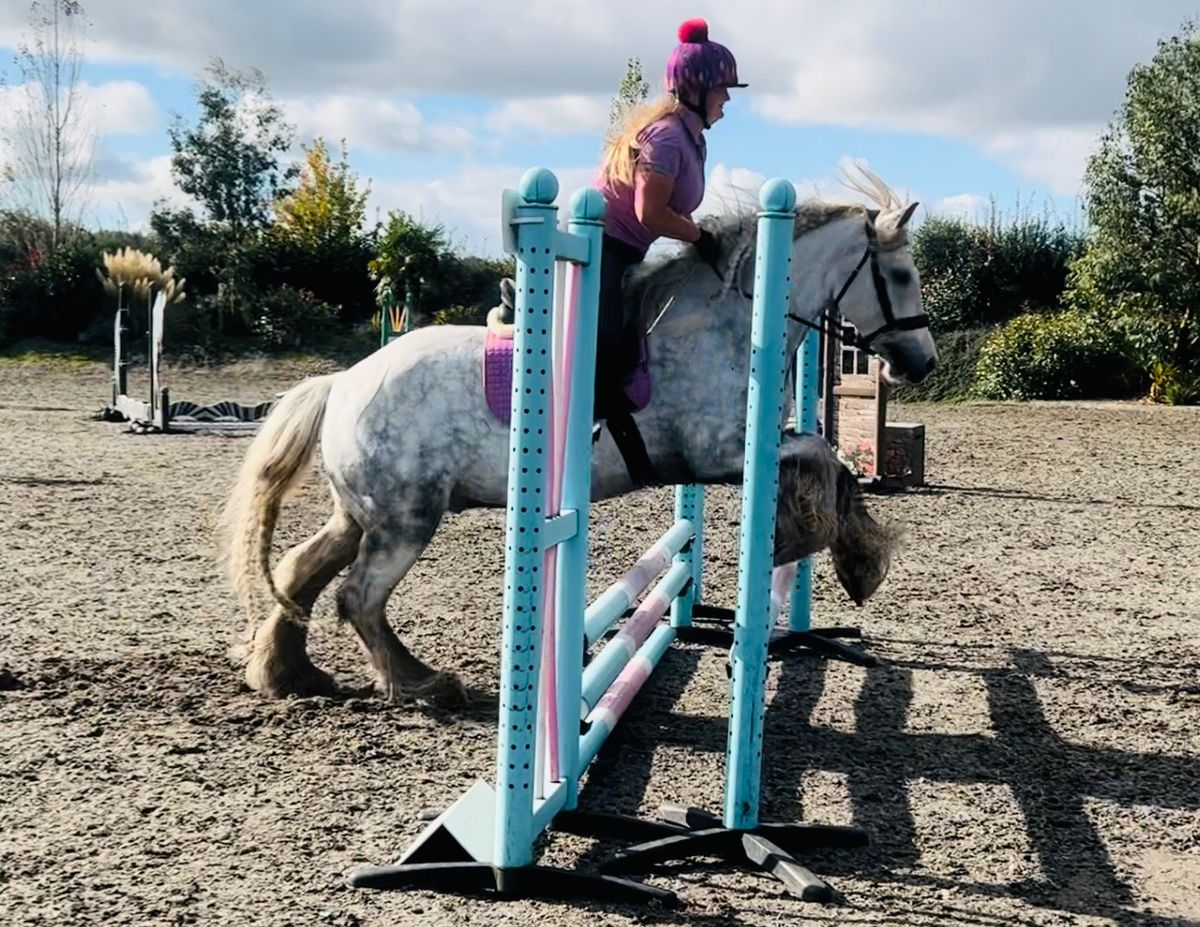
[578, 642, 1200, 927]
[914, 482, 1200, 513]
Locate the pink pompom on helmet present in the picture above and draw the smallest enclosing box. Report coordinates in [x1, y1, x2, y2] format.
[664, 18, 747, 106]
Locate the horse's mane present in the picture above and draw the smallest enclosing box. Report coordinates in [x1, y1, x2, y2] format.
[625, 166, 911, 327]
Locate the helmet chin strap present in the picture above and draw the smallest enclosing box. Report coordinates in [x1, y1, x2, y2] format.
[676, 88, 712, 129]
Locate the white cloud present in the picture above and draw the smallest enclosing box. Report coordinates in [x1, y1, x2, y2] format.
[3, 1, 1196, 224]
[743, 1, 1173, 135]
[285, 95, 475, 155]
[85, 80, 159, 135]
[0, 0, 1178, 122]
[981, 127, 1102, 197]
[486, 95, 609, 137]
[2, 0, 677, 97]
[0, 79, 156, 135]
[0, 79, 157, 169]
[930, 193, 990, 222]
[699, 163, 766, 217]
[0, 84, 21, 171]
[1, 1, 1192, 123]
[84, 154, 188, 230]
[368, 164, 595, 255]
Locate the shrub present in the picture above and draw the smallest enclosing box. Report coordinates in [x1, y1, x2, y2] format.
[0, 240, 105, 345]
[973, 310, 1141, 400]
[888, 328, 992, 402]
[432, 303, 488, 326]
[251, 231, 375, 323]
[911, 208, 1084, 334]
[1149, 362, 1200, 406]
[249, 286, 340, 349]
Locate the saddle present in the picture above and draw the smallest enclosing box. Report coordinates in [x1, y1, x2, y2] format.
[482, 278, 652, 423]
[482, 278, 659, 486]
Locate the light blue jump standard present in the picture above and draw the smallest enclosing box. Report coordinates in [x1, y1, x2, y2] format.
[774, 283, 874, 663]
[725, 177, 799, 829]
[596, 180, 869, 902]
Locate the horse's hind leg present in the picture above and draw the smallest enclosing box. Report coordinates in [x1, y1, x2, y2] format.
[242, 494, 362, 698]
[336, 513, 468, 709]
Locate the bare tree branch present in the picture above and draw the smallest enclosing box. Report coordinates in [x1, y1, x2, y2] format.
[10, 0, 95, 251]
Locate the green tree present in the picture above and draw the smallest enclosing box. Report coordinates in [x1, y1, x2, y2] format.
[166, 58, 297, 238]
[1064, 21, 1200, 401]
[154, 59, 298, 333]
[609, 57, 649, 126]
[370, 211, 450, 329]
[273, 137, 369, 248]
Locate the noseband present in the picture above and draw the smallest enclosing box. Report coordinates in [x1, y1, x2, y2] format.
[788, 221, 930, 356]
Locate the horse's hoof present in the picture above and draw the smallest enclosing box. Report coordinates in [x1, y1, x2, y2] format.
[246, 657, 337, 699]
[426, 672, 471, 710]
[392, 672, 471, 710]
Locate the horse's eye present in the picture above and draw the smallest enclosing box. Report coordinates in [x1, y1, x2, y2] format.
[890, 269, 912, 287]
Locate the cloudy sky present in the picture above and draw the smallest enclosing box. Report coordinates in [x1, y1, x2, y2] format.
[0, 1, 1195, 254]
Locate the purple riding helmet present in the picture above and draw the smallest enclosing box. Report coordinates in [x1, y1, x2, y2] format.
[664, 18, 747, 127]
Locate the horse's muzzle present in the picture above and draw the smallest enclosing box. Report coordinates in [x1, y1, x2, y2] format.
[881, 346, 937, 386]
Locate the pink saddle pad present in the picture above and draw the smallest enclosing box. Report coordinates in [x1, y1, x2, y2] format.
[483, 329, 651, 423]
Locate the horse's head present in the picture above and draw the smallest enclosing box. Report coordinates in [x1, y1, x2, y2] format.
[826, 203, 937, 386]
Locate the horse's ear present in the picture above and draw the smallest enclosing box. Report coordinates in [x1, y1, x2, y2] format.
[897, 202, 919, 228]
[866, 208, 880, 224]
[499, 277, 515, 309]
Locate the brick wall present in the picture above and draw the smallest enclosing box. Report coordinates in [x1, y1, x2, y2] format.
[838, 394, 880, 475]
[833, 367, 884, 476]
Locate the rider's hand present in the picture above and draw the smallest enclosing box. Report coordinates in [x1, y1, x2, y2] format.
[693, 228, 720, 268]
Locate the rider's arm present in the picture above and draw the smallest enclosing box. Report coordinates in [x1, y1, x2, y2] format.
[634, 171, 702, 243]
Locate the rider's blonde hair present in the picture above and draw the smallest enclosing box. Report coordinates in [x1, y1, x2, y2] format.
[597, 95, 681, 189]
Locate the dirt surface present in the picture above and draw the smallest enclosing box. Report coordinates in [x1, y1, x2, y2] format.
[1, 357, 1198, 927]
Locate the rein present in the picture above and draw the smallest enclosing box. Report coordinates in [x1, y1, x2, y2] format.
[647, 218, 930, 357]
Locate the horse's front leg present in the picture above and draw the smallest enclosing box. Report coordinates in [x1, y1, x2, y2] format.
[774, 443, 840, 565]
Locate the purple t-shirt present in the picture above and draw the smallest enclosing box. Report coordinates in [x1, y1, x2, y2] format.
[595, 109, 707, 254]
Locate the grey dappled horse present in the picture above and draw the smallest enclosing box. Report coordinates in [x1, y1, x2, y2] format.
[221, 187, 936, 707]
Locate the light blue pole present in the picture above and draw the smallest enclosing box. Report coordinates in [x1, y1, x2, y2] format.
[724, 179, 797, 831]
[670, 485, 704, 627]
[788, 330, 822, 631]
[556, 186, 606, 811]
[585, 519, 693, 646]
[379, 290, 395, 348]
[494, 167, 560, 870]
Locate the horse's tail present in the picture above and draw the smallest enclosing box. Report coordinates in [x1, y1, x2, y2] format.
[219, 374, 337, 649]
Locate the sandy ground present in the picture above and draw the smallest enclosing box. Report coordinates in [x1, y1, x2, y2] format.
[1, 356, 1198, 927]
